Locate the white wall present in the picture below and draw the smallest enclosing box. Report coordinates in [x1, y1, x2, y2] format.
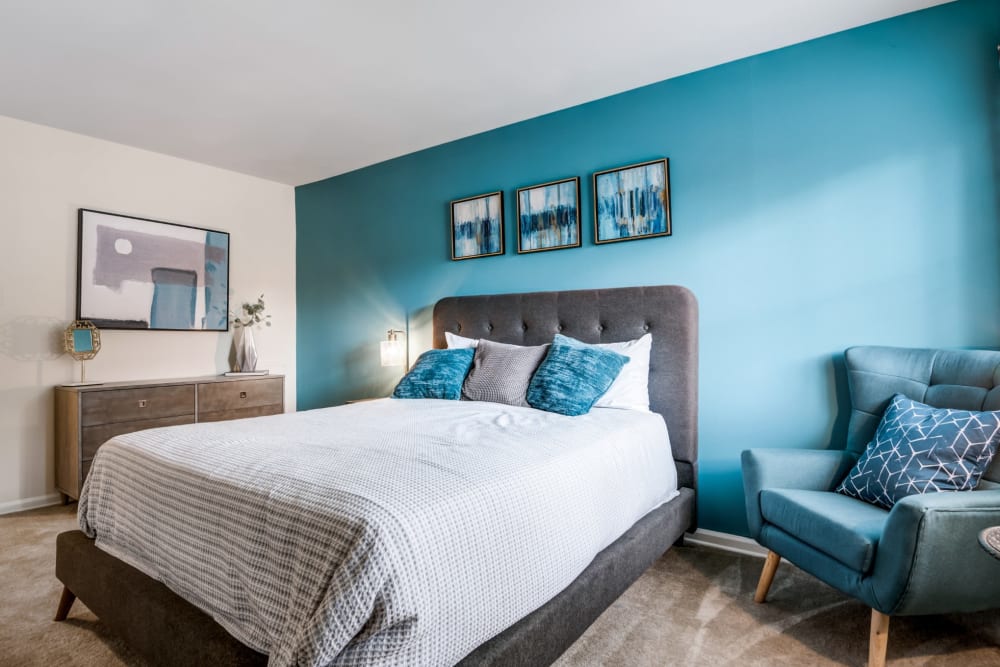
[0, 115, 297, 513]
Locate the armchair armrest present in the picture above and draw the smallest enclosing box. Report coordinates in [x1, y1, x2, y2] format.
[741, 448, 858, 539]
[870, 489, 1000, 615]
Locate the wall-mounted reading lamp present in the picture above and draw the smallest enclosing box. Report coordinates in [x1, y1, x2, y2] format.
[380, 329, 407, 368]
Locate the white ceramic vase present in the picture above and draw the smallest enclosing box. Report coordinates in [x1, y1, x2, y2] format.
[234, 326, 258, 372]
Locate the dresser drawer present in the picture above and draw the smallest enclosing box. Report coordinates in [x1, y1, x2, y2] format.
[81, 414, 196, 459]
[81, 385, 195, 426]
[199, 404, 284, 423]
[197, 377, 283, 414]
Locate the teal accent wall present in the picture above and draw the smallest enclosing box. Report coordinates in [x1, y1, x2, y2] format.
[297, 0, 1000, 535]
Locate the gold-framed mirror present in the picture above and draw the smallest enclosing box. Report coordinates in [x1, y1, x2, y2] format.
[63, 320, 101, 385]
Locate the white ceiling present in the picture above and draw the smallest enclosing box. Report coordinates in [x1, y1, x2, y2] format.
[0, 0, 950, 186]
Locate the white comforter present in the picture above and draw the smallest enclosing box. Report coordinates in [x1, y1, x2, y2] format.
[79, 398, 678, 666]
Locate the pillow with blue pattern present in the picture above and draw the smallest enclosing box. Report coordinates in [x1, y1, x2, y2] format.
[392, 348, 475, 400]
[526, 334, 629, 416]
[836, 393, 1000, 509]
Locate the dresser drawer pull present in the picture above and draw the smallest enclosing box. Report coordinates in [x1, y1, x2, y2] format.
[240, 391, 247, 399]
[138, 400, 148, 408]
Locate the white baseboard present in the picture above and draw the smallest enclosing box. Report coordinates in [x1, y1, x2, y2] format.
[0, 493, 63, 516]
[686, 528, 769, 558]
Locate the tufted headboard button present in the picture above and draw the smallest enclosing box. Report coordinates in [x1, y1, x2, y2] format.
[643, 323, 650, 332]
[487, 324, 494, 332]
[521, 323, 528, 331]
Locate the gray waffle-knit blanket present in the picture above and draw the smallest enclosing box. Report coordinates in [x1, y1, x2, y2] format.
[79, 399, 677, 666]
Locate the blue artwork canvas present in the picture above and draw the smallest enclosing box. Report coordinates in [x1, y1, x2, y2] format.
[516, 177, 580, 253]
[77, 209, 230, 330]
[594, 159, 671, 244]
[451, 191, 504, 260]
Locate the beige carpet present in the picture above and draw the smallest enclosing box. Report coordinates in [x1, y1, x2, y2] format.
[2, 505, 998, 667]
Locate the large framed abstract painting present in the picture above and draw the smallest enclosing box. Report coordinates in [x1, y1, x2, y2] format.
[450, 191, 504, 260]
[593, 158, 671, 244]
[516, 176, 581, 253]
[76, 209, 230, 331]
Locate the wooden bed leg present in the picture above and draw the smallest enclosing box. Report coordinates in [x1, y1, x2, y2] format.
[868, 609, 890, 667]
[54, 586, 76, 621]
[753, 550, 781, 603]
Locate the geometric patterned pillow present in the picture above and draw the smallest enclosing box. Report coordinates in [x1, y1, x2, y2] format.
[836, 393, 1000, 509]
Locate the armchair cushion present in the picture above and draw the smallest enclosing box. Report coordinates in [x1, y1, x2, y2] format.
[760, 489, 889, 573]
[836, 393, 1000, 509]
[741, 448, 859, 540]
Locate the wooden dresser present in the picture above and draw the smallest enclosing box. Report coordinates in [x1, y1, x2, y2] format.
[55, 374, 284, 501]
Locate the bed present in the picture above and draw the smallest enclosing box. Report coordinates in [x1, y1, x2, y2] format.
[54, 284, 698, 666]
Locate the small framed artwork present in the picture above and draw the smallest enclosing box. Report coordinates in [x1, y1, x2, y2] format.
[450, 191, 505, 260]
[77, 209, 230, 331]
[593, 158, 671, 244]
[516, 176, 581, 253]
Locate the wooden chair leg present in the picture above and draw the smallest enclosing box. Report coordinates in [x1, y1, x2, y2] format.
[754, 550, 781, 603]
[53, 586, 76, 621]
[868, 609, 890, 667]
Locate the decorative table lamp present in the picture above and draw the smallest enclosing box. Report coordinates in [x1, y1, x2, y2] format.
[62, 320, 102, 386]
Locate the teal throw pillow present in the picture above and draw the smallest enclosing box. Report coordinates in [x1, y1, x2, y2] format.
[392, 349, 475, 400]
[526, 334, 629, 416]
[837, 393, 1000, 509]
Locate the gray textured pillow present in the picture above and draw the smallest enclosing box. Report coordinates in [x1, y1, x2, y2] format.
[462, 339, 549, 406]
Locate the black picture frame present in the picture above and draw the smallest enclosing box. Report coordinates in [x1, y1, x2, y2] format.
[593, 158, 671, 244]
[76, 208, 231, 331]
[450, 191, 505, 260]
[515, 176, 582, 254]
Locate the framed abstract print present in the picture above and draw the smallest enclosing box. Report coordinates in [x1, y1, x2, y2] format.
[450, 191, 504, 260]
[516, 176, 581, 253]
[593, 159, 671, 244]
[77, 209, 230, 331]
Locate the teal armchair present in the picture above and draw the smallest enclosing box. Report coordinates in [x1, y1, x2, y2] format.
[742, 346, 1000, 667]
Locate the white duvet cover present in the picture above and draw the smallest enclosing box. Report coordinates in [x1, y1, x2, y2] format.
[79, 398, 678, 666]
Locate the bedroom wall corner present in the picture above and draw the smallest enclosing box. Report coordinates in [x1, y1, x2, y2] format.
[0, 115, 297, 514]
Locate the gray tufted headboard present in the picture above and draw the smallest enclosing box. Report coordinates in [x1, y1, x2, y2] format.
[845, 345, 1000, 487]
[432, 285, 698, 491]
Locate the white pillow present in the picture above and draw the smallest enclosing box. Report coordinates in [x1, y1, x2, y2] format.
[445, 331, 479, 349]
[446, 330, 650, 411]
[593, 334, 652, 412]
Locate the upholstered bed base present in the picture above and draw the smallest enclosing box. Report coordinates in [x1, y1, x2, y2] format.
[56, 488, 692, 666]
